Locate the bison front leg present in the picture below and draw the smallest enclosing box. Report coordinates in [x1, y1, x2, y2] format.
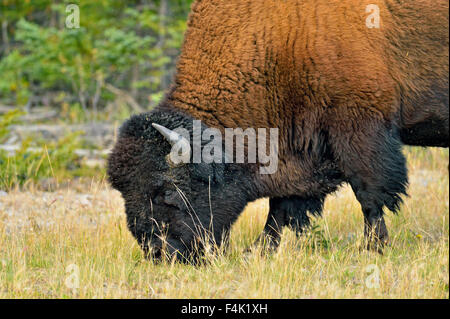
[256, 196, 324, 250]
[329, 119, 408, 253]
[363, 212, 389, 253]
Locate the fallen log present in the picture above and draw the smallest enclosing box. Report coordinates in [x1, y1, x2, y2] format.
[1, 106, 58, 122]
[7, 123, 117, 148]
[0, 144, 111, 168]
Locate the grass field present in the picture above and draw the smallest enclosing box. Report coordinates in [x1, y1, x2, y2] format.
[0, 147, 448, 299]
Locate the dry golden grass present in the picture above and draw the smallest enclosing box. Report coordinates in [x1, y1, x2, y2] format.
[0, 147, 448, 298]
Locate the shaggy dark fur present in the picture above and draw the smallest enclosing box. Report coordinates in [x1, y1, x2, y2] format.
[108, 0, 448, 261]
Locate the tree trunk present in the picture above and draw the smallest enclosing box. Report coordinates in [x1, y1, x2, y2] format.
[158, 0, 169, 91]
[1, 20, 10, 55]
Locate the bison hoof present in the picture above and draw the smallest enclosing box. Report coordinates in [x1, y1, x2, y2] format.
[364, 234, 390, 255]
[245, 234, 281, 255]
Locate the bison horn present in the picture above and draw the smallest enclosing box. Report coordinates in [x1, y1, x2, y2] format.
[152, 123, 191, 166]
[152, 123, 185, 145]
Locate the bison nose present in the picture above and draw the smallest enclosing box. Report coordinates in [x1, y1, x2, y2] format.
[146, 238, 194, 263]
[147, 241, 184, 263]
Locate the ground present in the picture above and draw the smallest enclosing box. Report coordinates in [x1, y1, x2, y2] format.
[0, 147, 448, 298]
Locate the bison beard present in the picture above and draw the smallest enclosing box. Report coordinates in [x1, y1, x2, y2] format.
[108, 0, 448, 262]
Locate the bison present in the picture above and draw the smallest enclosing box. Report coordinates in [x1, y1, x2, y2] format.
[108, 0, 449, 261]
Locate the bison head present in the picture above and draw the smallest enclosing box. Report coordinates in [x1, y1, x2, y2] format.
[107, 109, 254, 262]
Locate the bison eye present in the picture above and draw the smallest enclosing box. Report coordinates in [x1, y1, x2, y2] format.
[164, 191, 182, 208]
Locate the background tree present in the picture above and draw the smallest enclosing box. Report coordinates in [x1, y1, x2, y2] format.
[0, 0, 194, 120]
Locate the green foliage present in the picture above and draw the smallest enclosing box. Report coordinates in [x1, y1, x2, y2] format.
[0, 0, 193, 112]
[0, 109, 23, 142]
[0, 110, 102, 190]
[304, 223, 331, 250]
[0, 132, 84, 190]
